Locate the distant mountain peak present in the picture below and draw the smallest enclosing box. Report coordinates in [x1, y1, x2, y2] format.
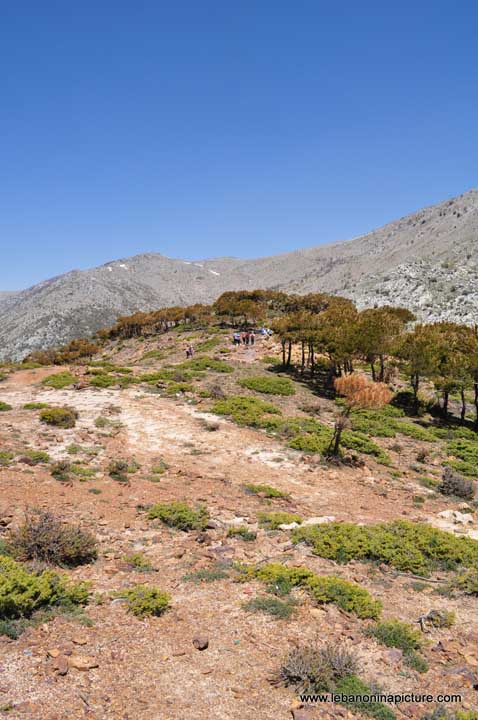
[1, 189, 477, 360]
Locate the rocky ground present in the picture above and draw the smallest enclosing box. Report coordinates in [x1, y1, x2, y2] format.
[0, 333, 477, 719]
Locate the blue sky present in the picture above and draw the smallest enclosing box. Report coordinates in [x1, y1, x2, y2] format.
[1, 1, 477, 290]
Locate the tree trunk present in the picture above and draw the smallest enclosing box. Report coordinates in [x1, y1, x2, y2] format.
[411, 373, 420, 415]
[474, 381, 478, 432]
[442, 390, 449, 418]
[310, 344, 315, 376]
[370, 361, 376, 382]
[460, 386, 466, 425]
[301, 341, 305, 373]
[379, 355, 385, 382]
[281, 340, 286, 366]
[286, 340, 292, 367]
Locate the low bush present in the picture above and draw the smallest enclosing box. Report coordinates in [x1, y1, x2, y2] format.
[117, 585, 170, 617]
[20, 450, 50, 465]
[244, 483, 289, 498]
[439, 466, 475, 499]
[0, 554, 90, 620]
[227, 526, 257, 541]
[0, 451, 13, 467]
[258, 511, 303, 529]
[366, 619, 422, 653]
[246, 563, 382, 619]
[212, 395, 281, 427]
[453, 568, 478, 595]
[0, 401, 12, 411]
[292, 520, 478, 576]
[41, 372, 76, 389]
[279, 643, 394, 718]
[181, 357, 233, 373]
[9, 511, 97, 566]
[243, 595, 296, 619]
[238, 375, 295, 396]
[123, 552, 154, 572]
[446, 439, 478, 478]
[23, 402, 50, 410]
[147, 501, 209, 531]
[182, 567, 229, 583]
[40, 407, 78, 428]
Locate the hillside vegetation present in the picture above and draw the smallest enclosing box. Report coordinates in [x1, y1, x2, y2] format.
[0, 289, 478, 718]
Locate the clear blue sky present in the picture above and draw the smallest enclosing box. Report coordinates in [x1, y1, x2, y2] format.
[1, 1, 477, 290]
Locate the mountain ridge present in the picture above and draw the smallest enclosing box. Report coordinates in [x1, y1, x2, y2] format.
[1, 188, 477, 360]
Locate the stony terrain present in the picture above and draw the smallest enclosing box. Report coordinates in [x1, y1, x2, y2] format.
[1, 189, 478, 360]
[1, 329, 478, 719]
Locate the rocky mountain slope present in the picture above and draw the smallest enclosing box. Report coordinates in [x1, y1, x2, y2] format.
[1, 189, 477, 360]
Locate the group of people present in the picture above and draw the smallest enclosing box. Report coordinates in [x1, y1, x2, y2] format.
[232, 326, 274, 346]
[232, 330, 255, 346]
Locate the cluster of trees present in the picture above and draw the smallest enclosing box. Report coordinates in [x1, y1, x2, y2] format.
[23, 288, 478, 429]
[27, 338, 100, 365]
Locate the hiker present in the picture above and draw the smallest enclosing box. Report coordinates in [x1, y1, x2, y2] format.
[185, 344, 194, 359]
[250, 330, 255, 345]
[232, 331, 241, 346]
[242, 332, 247, 345]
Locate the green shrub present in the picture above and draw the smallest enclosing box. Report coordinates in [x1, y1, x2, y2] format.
[248, 563, 381, 619]
[70, 464, 96, 479]
[238, 375, 295, 396]
[289, 433, 327, 453]
[446, 439, 478, 477]
[182, 567, 229, 583]
[212, 395, 281, 427]
[227, 526, 257, 541]
[181, 357, 233, 373]
[0, 451, 13, 467]
[9, 511, 97, 566]
[141, 349, 166, 360]
[0, 554, 90, 619]
[150, 459, 169, 475]
[454, 568, 478, 594]
[243, 595, 296, 619]
[148, 501, 209, 531]
[292, 520, 478, 576]
[0, 401, 12, 411]
[41, 372, 75, 389]
[341, 431, 391, 465]
[89, 374, 118, 388]
[244, 483, 289, 498]
[165, 381, 194, 395]
[40, 407, 78, 428]
[366, 619, 422, 652]
[21, 449, 50, 465]
[258, 511, 303, 529]
[334, 675, 396, 719]
[117, 585, 170, 617]
[23, 402, 50, 410]
[123, 552, 154, 572]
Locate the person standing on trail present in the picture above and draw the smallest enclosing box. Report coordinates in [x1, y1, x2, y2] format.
[233, 332, 241, 346]
[242, 332, 247, 345]
[250, 330, 255, 345]
[185, 344, 194, 359]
